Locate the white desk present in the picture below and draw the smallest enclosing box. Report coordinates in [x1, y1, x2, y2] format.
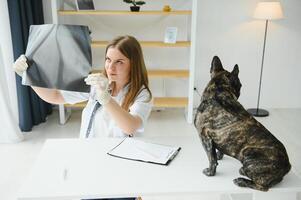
[18, 135, 301, 200]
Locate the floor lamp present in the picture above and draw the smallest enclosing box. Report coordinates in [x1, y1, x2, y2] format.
[247, 2, 284, 117]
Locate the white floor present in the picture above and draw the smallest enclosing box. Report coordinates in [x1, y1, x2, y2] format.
[0, 108, 300, 200]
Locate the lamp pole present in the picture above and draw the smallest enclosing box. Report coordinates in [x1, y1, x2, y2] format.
[256, 19, 269, 115]
[247, 19, 269, 117]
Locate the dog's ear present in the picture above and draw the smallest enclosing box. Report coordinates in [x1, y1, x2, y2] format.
[231, 64, 239, 76]
[210, 56, 224, 77]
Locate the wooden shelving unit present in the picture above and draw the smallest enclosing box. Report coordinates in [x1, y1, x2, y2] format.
[58, 10, 192, 16]
[65, 97, 188, 108]
[65, 101, 87, 108]
[91, 41, 191, 48]
[153, 97, 188, 108]
[53, 0, 197, 124]
[147, 69, 189, 78]
[91, 69, 189, 78]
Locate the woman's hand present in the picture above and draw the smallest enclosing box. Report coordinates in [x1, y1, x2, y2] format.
[12, 55, 66, 104]
[85, 74, 142, 135]
[13, 54, 28, 76]
[85, 73, 111, 105]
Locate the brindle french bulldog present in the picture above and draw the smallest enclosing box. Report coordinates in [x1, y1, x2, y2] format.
[194, 56, 291, 191]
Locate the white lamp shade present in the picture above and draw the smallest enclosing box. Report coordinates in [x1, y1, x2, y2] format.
[254, 2, 284, 20]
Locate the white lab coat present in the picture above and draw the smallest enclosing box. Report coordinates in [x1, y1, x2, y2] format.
[61, 84, 152, 138]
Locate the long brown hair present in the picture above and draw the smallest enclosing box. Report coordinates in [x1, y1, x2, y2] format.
[103, 35, 152, 111]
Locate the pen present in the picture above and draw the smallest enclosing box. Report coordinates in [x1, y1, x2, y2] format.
[63, 168, 68, 180]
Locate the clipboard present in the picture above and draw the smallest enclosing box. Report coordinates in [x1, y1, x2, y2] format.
[107, 138, 181, 165]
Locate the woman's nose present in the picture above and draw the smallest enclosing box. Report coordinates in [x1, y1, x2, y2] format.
[107, 62, 116, 70]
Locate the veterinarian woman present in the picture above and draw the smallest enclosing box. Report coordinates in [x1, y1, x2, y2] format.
[13, 35, 153, 200]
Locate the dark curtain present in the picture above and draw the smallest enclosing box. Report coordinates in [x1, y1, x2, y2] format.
[7, 0, 52, 132]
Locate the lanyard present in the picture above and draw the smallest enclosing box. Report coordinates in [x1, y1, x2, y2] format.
[85, 101, 101, 138]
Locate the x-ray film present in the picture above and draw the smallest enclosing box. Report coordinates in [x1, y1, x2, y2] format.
[22, 24, 92, 93]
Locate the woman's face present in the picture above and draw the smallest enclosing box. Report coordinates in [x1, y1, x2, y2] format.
[105, 47, 131, 85]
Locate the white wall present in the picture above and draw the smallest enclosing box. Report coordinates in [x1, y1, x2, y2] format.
[43, 0, 301, 109]
[195, 0, 301, 109]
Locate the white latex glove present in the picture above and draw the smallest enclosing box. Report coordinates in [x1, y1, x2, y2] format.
[84, 73, 111, 105]
[12, 54, 28, 77]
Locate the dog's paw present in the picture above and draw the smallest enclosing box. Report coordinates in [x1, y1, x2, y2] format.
[203, 168, 216, 176]
[233, 177, 269, 191]
[233, 177, 249, 187]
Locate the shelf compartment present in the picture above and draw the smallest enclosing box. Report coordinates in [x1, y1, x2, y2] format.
[153, 97, 188, 108]
[147, 69, 189, 78]
[91, 69, 189, 78]
[58, 10, 192, 16]
[92, 41, 191, 48]
[64, 97, 188, 108]
[65, 101, 87, 108]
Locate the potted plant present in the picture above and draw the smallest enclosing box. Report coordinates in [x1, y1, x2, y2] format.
[123, 0, 145, 12]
